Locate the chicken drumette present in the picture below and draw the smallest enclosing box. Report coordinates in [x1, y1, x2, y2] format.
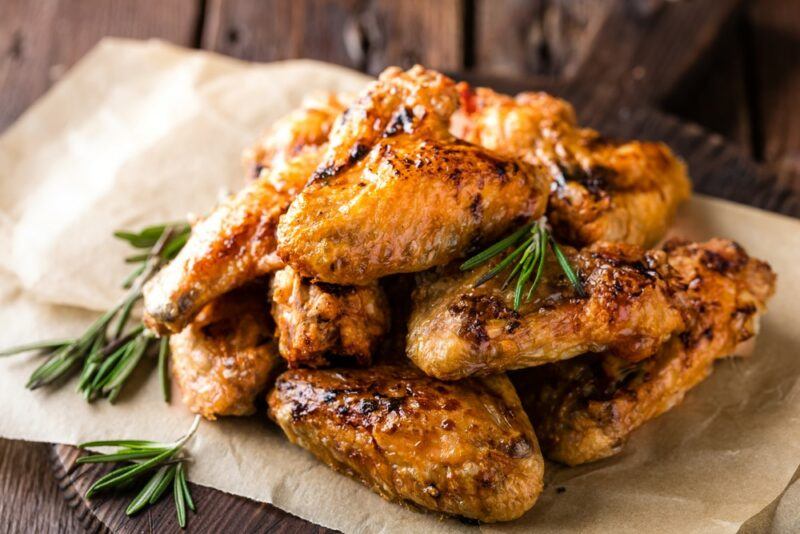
[170, 282, 281, 420]
[270, 266, 390, 368]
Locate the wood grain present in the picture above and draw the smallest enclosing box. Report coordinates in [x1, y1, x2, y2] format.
[0, 0, 200, 132]
[203, 0, 463, 74]
[0, 439, 85, 533]
[750, 0, 800, 193]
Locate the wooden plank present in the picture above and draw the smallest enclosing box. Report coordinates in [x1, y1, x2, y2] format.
[473, 0, 604, 78]
[567, 0, 744, 107]
[750, 0, 800, 193]
[0, 0, 200, 133]
[203, 0, 464, 74]
[0, 439, 86, 533]
[661, 13, 753, 153]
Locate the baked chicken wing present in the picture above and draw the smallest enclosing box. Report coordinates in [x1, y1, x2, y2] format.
[408, 240, 689, 380]
[268, 365, 543, 522]
[515, 238, 776, 465]
[170, 283, 281, 420]
[143, 96, 344, 334]
[270, 266, 390, 368]
[452, 86, 691, 247]
[277, 66, 551, 285]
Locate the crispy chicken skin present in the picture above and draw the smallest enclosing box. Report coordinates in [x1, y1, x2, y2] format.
[170, 284, 282, 420]
[277, 66, 551, 285]
[243, 93, 348, 193]
[144, 179, 291, 335]
[143, 96, 343, 334]
[268, 365, 544, 522]
[452, 86, 691, 247]
[408, 241, 689, 380]
[515, 238, 776, 465]
[270, 266, 390, 368]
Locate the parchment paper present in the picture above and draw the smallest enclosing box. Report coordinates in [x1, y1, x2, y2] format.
[1, 39, 799, 533]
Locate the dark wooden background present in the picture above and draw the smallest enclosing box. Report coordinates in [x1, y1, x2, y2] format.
[0, 0, 798, 531]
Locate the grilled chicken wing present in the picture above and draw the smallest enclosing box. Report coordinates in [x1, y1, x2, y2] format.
[408, 240, 689, 380]
[270, 266, 390, 367]
[243, 93, 348, 193]
[268, 365, 543, 522]
[452, 86, 691, 247]
[170, 283, 281, 420]
[277, 66, 551, 285]
[515, 238, 775, 465]
[143, 96, 344, 334]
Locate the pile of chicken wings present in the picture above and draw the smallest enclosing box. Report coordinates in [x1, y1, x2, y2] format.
[142, 66, 775, 523]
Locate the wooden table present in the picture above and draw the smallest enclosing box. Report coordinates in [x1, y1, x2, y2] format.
[1, 1, 798, 532]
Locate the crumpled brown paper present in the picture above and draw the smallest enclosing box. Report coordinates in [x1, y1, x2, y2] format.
[1, 39, 799, 533]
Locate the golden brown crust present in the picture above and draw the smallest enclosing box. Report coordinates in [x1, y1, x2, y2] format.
[268, 365, 543, 522]
[243, 93, 348, 194]
[170, 284, 282, 420]
[408, 241, 687, 380]
[277, 66, 551, 285]
[270, 266, 390, 368]
[515, 238, 776, 465]
[143, 96, 343, 334]
[452, 85, 691, 247]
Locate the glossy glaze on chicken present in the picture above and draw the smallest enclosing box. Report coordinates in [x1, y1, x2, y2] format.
[452, 86, 691, 247]
[515, 238, 775, 465]
[276, 66, 551, 285]
[268, 365, 544, 522]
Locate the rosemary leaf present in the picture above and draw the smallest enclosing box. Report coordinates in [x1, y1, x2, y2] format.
[88, 446, 179, 494]
[158, 336, 171, 403]
[177, 464, 195, 512]
[86, 463, 140, 499]
[460, 222, 533, 271]
[525, 226, 549, 302]
[514, 239, 540, 310]
[79, 439, 167, 449]
[550, 236, 586, 297]
[102, 335, 150, 393]
[126, 465, 171, 515]
[0, 339, 73, 357]
[148, 465, 178, 505]
[174, 469, 187, 528]
[473, 235, 533, 288]
[76, 449, 161, 464]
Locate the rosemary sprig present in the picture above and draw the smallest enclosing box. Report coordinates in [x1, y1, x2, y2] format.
[460, 217, 586, 309]
[1, 222, 190, 402]
[77, 415, 200, 528]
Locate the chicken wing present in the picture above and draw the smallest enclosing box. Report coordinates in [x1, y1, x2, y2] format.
[515, 238, 775, 465]
[270, 266, 390, 368]
[143, 96, 344, 334]
[408, 240, 689, 380]
[452, 86, 691, 247]
[170, 283, 281, 420]
[277, 66, 551, 285]
[268, 365, 543, 522]
[243, 93, 348, 193]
